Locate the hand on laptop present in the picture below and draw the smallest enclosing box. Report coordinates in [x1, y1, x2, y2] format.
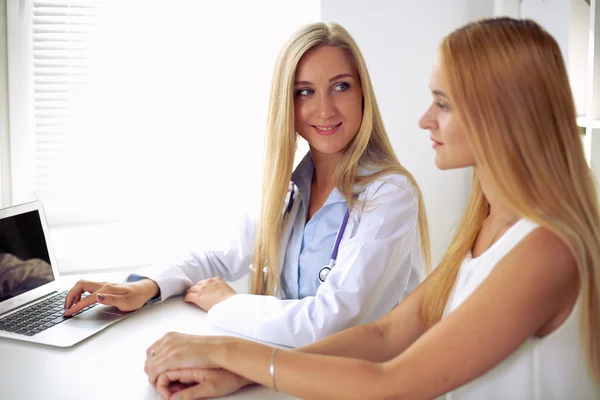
[63, 279, 159, 317]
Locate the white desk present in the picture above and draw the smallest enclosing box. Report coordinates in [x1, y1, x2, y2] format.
[0, 274, 298, 400]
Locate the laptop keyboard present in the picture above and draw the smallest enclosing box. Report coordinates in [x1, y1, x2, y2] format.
[0, 291, 98, 337]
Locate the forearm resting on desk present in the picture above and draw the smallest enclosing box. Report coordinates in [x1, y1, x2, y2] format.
[215, 338, 386, 400]
[192, 322, 407, 395]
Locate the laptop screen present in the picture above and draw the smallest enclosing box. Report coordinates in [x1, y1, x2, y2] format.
[0, 210, 55, 303]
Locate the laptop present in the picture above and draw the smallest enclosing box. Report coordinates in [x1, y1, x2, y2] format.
[0, 200, 136, 347]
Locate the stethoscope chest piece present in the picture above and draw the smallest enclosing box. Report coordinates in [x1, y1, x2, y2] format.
[318, 265, 331, 283]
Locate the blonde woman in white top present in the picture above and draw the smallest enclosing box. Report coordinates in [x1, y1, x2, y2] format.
[143, 17, 600, 399]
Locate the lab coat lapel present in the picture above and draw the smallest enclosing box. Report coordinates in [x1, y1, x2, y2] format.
[276, 189, 300, 298]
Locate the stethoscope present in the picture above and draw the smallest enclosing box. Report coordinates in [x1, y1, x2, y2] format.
[286, 186, 350, 283]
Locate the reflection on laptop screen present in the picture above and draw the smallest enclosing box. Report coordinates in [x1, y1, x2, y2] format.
[0, 210, 55, 302]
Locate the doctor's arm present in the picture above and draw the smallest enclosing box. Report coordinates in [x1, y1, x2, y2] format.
[130, 216, 256, 301]
[63, 216, 257, 315]
[146, 227, 579, 400]
[206, 180, 422, 347]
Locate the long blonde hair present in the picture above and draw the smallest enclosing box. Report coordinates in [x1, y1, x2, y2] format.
[250, 22, 430, 295]
[421, 17, 600, 381]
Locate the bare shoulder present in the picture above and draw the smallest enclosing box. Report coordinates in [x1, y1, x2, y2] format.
[495, 223, 580, 335]
[510, 225, 577, 280]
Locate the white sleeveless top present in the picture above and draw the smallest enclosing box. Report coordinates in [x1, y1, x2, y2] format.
[442, 219, 600, 400]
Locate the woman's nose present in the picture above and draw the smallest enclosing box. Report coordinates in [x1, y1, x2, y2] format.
[317, 94, 335, 119]
[418, 108, 436, 130]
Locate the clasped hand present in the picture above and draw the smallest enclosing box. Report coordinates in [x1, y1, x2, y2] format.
[145, 332, 250, 399]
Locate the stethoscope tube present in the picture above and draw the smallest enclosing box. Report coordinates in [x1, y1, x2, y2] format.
[318, 208, 350, 282]
[286, 186, 296, 214]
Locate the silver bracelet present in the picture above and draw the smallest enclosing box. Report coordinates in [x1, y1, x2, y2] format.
[269, 347, 279, 392]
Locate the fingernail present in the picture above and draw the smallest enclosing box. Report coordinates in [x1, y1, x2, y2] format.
[97, 293, 105, 301]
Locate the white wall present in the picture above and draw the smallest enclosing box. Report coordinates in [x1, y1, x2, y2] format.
[322, 0, 495, 265]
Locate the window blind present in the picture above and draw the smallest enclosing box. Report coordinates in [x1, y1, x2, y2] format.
[32, 1, 113, 225]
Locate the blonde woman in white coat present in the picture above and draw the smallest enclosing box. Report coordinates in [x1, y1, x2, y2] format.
[63, 22, 430, 348]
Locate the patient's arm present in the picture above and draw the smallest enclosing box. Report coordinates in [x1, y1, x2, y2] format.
[296, 276, 429, 362]
[149, 270, 433, 397]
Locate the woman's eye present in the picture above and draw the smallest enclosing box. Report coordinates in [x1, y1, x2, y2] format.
[436, 101, 448, 110]
[295, 88, 313, 96]
[333, 82, 350, 91]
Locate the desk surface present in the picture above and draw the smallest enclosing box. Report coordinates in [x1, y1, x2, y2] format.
[0, 274, 298, 400]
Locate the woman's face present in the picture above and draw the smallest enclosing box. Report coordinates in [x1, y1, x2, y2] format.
[418, 57, 475, 170]
[294, 46, 363, 159]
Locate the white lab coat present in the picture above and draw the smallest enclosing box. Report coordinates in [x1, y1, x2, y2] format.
[141, 173, 424, 347]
